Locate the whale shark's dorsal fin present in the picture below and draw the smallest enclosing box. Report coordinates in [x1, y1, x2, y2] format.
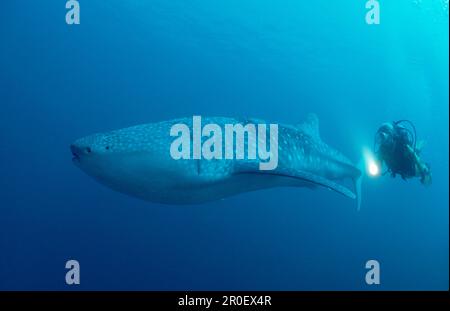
[298, 113, 321, 141]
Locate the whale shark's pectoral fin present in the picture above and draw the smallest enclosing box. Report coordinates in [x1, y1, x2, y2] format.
[285, 169, 357, 199]
[234, 166, 356, 200]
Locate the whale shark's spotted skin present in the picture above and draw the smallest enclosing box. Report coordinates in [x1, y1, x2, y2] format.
[71, 115, 361, 205]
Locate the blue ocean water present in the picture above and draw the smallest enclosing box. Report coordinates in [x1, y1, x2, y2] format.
[0, 0, 448, 290]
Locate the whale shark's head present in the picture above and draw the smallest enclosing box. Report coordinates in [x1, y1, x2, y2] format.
[70, 125, 171, 196]
[71, 131, 136, 185]
[71, 132, 115, 168]
[70, 123, 195, 202]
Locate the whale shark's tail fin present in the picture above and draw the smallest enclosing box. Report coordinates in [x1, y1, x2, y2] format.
[354, 159, 364, 211]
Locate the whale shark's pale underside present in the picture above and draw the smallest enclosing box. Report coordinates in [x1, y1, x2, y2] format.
[71, 114, 362, 208]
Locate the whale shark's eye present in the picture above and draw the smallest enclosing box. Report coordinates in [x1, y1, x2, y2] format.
[86, 147, 92, 153]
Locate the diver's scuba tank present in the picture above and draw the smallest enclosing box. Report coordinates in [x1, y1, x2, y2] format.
[374, 120, 417, 155]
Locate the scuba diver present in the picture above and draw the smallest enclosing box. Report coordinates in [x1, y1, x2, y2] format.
[374, 120, 432, 186]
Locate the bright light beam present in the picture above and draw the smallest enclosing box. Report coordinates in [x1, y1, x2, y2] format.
[363, 147, 380, 177]
[368, 160, 380, 176]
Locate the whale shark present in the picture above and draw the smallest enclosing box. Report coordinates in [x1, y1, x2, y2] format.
[71, 114, 362, 208]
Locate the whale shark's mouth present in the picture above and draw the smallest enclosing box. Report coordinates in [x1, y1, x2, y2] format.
[71, 144, 82, 162]
[72, 151, 80, 162]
